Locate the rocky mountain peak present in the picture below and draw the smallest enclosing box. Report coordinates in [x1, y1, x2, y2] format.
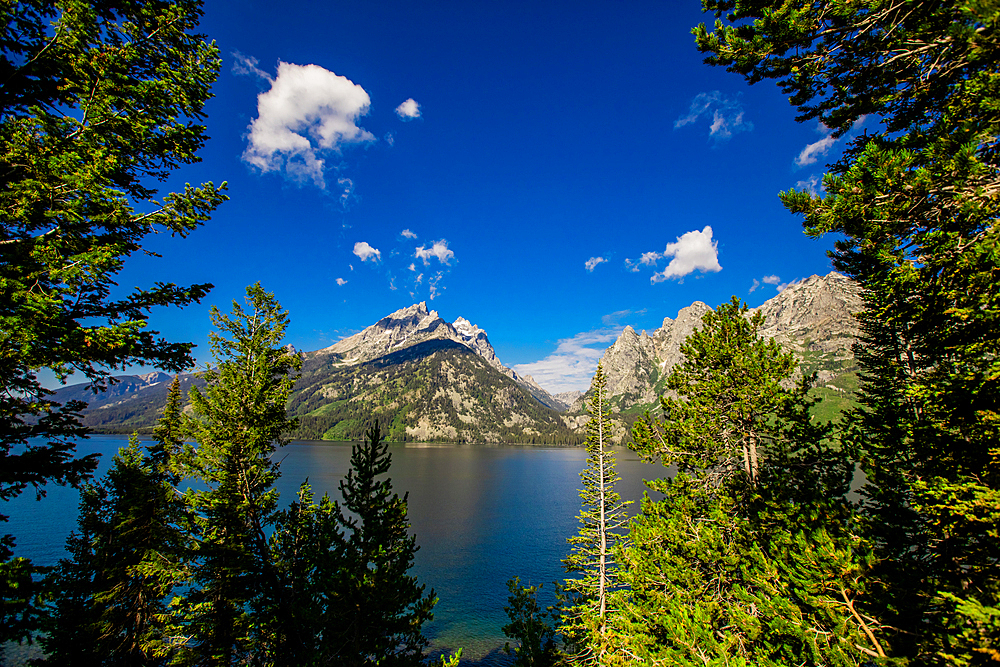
[751, 271, 862, 355]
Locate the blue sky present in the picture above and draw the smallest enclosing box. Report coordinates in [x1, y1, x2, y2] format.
[109, 0, 862, 393]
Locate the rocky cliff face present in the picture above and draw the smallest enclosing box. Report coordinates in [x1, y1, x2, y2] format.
[318, 301, 565, 410]
[570, 272, 863, 420]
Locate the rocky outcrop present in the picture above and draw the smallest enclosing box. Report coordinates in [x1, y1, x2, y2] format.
[317, 302, 566, 410]
[571, 272, 863, 417]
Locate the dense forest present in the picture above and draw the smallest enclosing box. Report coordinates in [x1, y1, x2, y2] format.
[2, 0, 997, 665]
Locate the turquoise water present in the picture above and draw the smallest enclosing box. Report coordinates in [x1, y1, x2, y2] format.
[3, 435, 667, 665]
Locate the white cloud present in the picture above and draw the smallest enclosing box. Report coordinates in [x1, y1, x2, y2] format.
[749, 278, 760, 294]
[384, 132, 395, 146]
[408, 263, 417, 271]
[585, 257, 607, 272]
[650, 226, 722, 283]
[395, 98, 421, 120]
[353, 241, 381, 262]
[796, 123, 837, 166]
[675, 91, 753, 141]
[242, 61, 375, 188]
[763, 275, 780, 285]
[337, 177, 355, 207]
[795, 174, 823, 196]
[401, 229, 417, 239]
[429, 272, 444, 300]
[415, 240, 454, 265]
[336, 278, 348, 286]
[639, 251, 662, 266]
[232, 51, 271, 81]
[512, 327, 621, 393]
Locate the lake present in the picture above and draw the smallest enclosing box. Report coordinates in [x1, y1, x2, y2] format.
[3, 435, 668, 665]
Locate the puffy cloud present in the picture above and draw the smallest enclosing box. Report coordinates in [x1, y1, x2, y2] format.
[675, 91, 753, 141]
[395, 98, 421, 120]
[353, 241, 381, 262]
[512, 327, 621, 393]
[401, 229, 417, 239]
[415, 240, 454, 265]
[335, 278, 348, 286]
[763, 275, 780, 285]
[650, 226, 722, 283]
[585, 257, 607, 272]
[242, 61, 375, 188]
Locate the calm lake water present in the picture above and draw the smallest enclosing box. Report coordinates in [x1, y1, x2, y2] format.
[4, 435, 668, 665]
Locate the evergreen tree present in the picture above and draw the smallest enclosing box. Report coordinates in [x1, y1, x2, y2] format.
[39, 425, 191, 665]
[694, 1, 1000, 660]
[560, 363, 630, 664]
[502, 577, 556, 667]
[0, 1, 226, 604]
[621, 298, 874, 665]
[172, 284, 300, 665]
[320, 421, 436, 666]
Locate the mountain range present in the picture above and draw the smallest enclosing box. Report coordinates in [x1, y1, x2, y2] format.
[53, 272, 862, 443]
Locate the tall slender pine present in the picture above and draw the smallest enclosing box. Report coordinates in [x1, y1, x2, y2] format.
[561, 363, 630, 664]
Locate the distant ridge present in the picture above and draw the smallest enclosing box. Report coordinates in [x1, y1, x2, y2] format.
[53, 272, 861, 443]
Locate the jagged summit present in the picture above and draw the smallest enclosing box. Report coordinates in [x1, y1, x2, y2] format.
[314, 303, 565, 411]
[570, 272, 862, 414]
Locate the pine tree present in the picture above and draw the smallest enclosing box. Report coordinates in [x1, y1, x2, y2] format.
[1, 0, 225, 644]
[694, 2, 1000, 660]
[319, 421, 436, 666]
[560, 363, 630, 665]
[621, 298, 875, 665]
[502, 577, 556, 667]
[39, 425, 190, 665]
[172, 283, 300, 665]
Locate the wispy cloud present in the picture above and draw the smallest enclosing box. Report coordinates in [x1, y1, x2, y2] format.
[749, 278, 760, 294]
[353, 241, 381, 262]
[401, 229, 417, 239]
[795, 174, 823, 196]
[512, 327, 621, 393]
[240, 60, 375, 188]
[415, 240, 454, 265]
[395, 98, 421, 120]
[335, 278, 348, 286]
[795, 116, 867, 168]
[585, 257, 607, 272]
[648, 226, 722, 283]
[675, 91, 753, 142]
[796, 123, 837, 166]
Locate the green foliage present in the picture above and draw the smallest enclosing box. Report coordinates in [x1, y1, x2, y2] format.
[694, 0, 1000, 661]
[560, 363, 631, 664]
[621, 297, 874, 665]
[172, 284, 301, 665]
[319, 420, 436, 666]
[502, 577, 556, 667]
[39, 432, 191, 664]
[0, 0, 225, 645]
[0, 0, 227, 549]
